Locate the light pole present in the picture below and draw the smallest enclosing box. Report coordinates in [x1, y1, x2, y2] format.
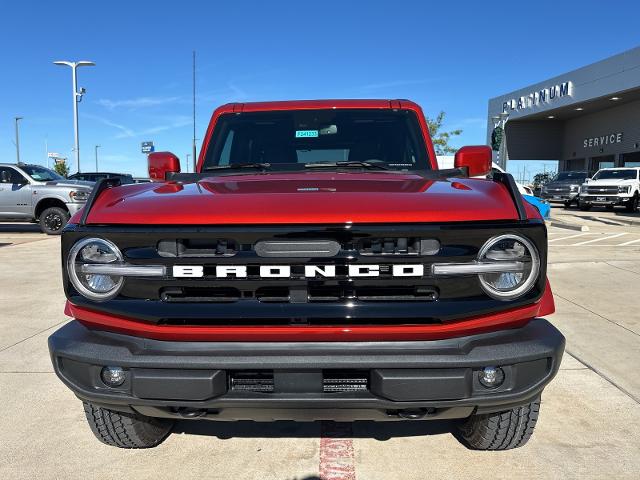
[95, 145, 101, 171]
[53, 60, 95, 173]
[14, 116, 23, 164]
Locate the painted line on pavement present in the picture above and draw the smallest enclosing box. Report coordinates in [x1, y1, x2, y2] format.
[618, 238, 640, 246]
[572, 233, 627, 246]
[319, 422, 356, 480]
[548, 233, 589, 243]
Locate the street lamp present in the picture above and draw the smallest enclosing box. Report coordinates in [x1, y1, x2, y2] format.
[14, 116, 23, 164]
[95, 145, 101, 171]
[53, 60, 95, 173]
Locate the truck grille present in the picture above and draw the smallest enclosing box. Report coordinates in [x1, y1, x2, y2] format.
[545, 186, 571, 194]
[586, 186, 618, 194]
[65, 223, 549, 326]
[160, 285, 439, 303]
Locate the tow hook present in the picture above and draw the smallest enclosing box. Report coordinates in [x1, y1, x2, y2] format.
[176, 408, 208, 418]
[397, 408, 434, 420]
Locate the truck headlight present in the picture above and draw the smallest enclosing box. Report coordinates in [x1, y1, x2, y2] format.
[569, 184, 579, 192]
[477, 234, 540, 300]
[69, 190, 90, 202]
[618, 185, 631, 194]
[67, 238, 124, 301]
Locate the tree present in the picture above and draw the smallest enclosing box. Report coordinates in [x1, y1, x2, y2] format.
[533, 171, 554, 188]
[53, 160, 70, 178]
[426, 111, 463, 155]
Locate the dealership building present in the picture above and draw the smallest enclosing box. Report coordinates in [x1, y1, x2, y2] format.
[487, 46, 640, 173]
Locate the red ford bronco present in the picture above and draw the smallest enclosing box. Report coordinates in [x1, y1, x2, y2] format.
[49, 99, 564, 450]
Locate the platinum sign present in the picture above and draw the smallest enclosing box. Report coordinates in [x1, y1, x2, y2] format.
[502, 81, 572, 112]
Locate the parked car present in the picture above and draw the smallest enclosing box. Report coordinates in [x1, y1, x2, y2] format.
[522, 194, 551, 219]
[578, 167, 640, 212]
[0, 163, 93, 234]
[490, 163, 534, 196]
[540, 171, 591, 208]
[49, 99, 563, 450]
[68, 172, 134, 184]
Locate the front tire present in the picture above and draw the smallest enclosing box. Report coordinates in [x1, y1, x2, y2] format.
[39, 206, 69, 235]
[83, 402, 174, 448]
[457, 398, 540, 450]
[625, 194, 639, 213]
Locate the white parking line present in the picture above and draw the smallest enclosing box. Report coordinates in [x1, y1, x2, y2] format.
[618, 238, 640, 246]
[549, 233, 589, 243]
[572, 233, 628, 246]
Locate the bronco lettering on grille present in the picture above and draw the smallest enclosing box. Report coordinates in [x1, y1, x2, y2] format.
[172, 264, 425, 278]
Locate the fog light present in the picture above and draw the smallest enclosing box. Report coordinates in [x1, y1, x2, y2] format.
[101, 366, 126, 387]
[479, 366, 504, 388]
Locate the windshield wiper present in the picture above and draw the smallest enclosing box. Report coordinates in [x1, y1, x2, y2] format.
[304, 161, 389, 170]
[203, 162, 271, 171]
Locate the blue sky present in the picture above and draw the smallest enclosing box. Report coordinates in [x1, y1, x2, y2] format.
[0, 0, 639, 178]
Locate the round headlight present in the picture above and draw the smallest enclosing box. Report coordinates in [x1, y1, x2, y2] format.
[67, 238, 124, 301]
[478, 234, 540, 300]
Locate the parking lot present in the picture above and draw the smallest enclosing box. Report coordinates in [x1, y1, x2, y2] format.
[1, 208, 639, 480]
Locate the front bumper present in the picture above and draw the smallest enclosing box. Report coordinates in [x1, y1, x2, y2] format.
[579, 195, 633, 206]
[541, 192, 578, 203]
[49, 319, 565, 421]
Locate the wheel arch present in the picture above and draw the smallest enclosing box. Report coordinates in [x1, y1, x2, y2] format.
[35, 197, 69, 219]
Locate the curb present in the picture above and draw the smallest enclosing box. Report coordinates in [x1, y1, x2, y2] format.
[548, 220, 589, 232]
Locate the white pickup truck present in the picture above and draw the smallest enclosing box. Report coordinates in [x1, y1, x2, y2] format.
[578, 167, 640, 212]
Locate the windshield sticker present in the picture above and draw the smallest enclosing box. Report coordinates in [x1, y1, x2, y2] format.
[295, 130, 319, 138]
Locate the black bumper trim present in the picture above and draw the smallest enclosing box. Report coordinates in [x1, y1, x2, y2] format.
[49, 319, 564, 419]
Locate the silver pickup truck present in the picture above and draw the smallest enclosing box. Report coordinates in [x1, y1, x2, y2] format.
[0, 163, 94, 234]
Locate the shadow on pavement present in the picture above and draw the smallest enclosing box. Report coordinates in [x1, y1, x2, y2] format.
[173, 419, 455, 441]
[0, 223, 43, 233]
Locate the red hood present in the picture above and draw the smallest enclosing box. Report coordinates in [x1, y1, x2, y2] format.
[83, 172, 530, 225]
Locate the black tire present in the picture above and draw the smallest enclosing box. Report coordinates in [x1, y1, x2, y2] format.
[625, 194, 639, 213]
[83, 402, 174, 448]
[39, 206, 69, 235]
[563, 201, 571, 209]
[579, 203, 591, 211]
[457, 398, 540, 450]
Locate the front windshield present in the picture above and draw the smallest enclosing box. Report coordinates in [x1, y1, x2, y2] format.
[554, 171, 587, 181]
[593, 169, 638, 181]
[21, 165, 64, 182]
[202, 109, 431, 172]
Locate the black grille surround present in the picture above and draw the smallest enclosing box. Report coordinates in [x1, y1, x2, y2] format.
[62, 221, 548, 327]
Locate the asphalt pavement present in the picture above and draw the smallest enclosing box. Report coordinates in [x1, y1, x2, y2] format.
[1, 209, 639, 480]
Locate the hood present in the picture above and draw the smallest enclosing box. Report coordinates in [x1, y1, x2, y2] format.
[585, 178, 636, 186]
[83, 172, 527, 225]
[45, 179, 94, 189]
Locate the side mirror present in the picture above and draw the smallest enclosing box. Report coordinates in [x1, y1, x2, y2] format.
[148, 152, 181, 181]
[454, 145, 492, 177]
